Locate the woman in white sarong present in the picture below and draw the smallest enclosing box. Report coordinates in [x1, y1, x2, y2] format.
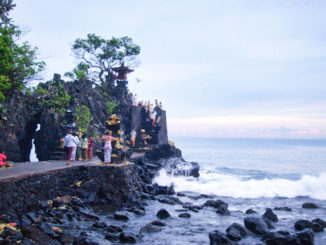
[102, 131, 117, 164]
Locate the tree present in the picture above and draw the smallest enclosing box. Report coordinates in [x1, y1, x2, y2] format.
[0, 2, 45, 101]
[0, 0, 15, 26]
[64, 62, 90, 81]
[72, 34, 140, 84]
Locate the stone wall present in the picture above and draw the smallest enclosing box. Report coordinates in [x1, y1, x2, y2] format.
[0, 164, 144, 225]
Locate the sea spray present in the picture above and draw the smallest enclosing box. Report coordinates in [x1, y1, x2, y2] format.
[153, 169, 326, 200]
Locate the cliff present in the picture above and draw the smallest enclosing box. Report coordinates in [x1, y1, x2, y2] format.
[0, 75, 168, 162]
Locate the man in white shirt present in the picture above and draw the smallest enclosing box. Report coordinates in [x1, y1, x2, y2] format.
[63, 129, 75, 165]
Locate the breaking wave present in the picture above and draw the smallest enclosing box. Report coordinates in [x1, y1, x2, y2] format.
[153, 169, 326, 200]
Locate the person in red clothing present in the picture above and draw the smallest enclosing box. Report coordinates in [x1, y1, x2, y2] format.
[0, 150, 9, 167]
[88, 136, 94, 160]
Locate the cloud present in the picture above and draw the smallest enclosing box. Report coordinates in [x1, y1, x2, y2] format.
[168, 116, 326, 138]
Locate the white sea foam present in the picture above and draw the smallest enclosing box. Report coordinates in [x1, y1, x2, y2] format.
[153, 169, 326, 200]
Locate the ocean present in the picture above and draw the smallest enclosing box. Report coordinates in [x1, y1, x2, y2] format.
[146, 137, 326, 244]
[155, 137, 326, 199]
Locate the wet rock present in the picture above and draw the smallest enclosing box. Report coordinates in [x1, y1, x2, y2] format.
[37, 222, 58, 238]
[244, 217, 269, 235]
[75, 231, 107, 245]
[114, 211, 130, 221]
[156, 195, 183, 205]
[76, 207, 99, 221]
[21, 215, 32, 226]
[274, 206, 292, 212]
[105, 232, 120, 242]
[182, 204, 201, 213]
[178, 213, 191, 218]
[296, 228, 314, 245]
[157, 209, 171, 219]
[209, 230, 236, 245]
[141, 223, 163, 233]
[39, 201, 50, 210]
[294, 220, 315, 231]
[177, 192, 186, 197]
[21, 225, 60, 245]
[312, 218, 326, 229]
[106, 225, 123, 233]
[302, 202, 319, 209]
[145, 144, 182, 160]
[263, 208, 278, 222]
[263, 231, 300, 245]
[203, 200, 230, 215]
[150, 220, 166, 226]
[59, 233, 74, 244]
[153, 184, 175, 195]
[216, 203, 230, 215]
[119, 232, 137, 243]
[226, 223, 247, 241]
[245, 208, 257, 214]
[92, 221, 108, 229]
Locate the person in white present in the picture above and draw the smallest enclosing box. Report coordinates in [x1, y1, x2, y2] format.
[63, 129, 76, 165]
[130, 130, 137, 147]
[70, 133, 80, 162]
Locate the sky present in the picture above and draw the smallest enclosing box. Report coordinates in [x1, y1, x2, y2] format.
[11, 0, 326, 139]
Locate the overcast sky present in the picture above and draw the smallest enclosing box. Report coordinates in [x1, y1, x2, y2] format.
[12, 0, 326, 139]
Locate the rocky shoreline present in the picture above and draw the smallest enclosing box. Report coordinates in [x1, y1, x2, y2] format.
[0, 144, 325, 244]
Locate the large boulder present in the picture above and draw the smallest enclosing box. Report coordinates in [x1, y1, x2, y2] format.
[226, 223, 247, 241]
[263, 231, 300, 245]
[157, 209, 171, 219]
[244, 217, 270, 235]
[302, 202, 319, 209]
[209, 230, 236, 245]
[203, 200, 230, 215]
[294, 219, 323, 232]
[263, 208, 278, 222]
[296, 228, 314, 245]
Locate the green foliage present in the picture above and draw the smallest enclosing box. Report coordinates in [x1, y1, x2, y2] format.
[105, 101, 117, 114]
[64, 62, 89, 81]
[37, 81, 71, 117]
[75, 105, 91, 133]
[0, 6, 45, 101]
[72, 34, 140, 83]
[0, 0, 15, 25]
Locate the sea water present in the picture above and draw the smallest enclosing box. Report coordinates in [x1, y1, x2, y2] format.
[155, 137, 326, 199]
[146, 137, 326, 244]
[74, 138, 326, 244]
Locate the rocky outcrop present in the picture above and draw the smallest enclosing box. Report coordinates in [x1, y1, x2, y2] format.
[0, 75, 169, 162]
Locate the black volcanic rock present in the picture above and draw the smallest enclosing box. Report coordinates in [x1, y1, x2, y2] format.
[203, 199, 230, 215]
[114, 211, 129, 221]
[119, 232, 137, 243]
[157, 209, 171, 219]
[274, 206, 292, 211]
[263, 231, 300, 245]
[263, 208, 278, 222]
[302, 202, 319, 209]
[245, 208, 257, 214]
[178, 213, 191, 218]
[226, 223, 247, 241]
[295, 220, 314, 231]
[145, 144, 182, 160]
[296, 228, 314, 245]
[312, 218, 326, 229]
[141, 223, 163, 233]
[209, 230, 236, 245]
[244, 217, 270, 235]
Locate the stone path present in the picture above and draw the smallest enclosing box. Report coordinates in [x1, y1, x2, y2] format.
[0, 157, 132, 181]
